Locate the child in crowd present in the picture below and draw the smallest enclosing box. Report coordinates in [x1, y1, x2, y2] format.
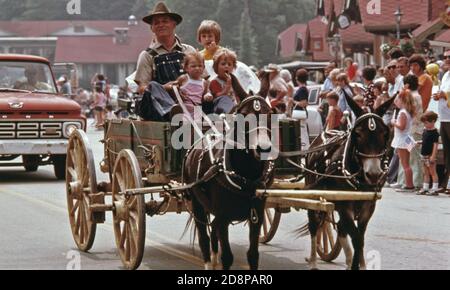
[417, 111, 440, 195]
[169, 52, 211, 120]
[391, 90, 416, 192]
[197, 20, 222, 61]
[207, 48, 238, 114]
[293, 69, 309, 111]
[325, 92, 343, 131]
[336, 73, 353, 113]
[91, 85, 106, 129]
[105, 104, 116, 120]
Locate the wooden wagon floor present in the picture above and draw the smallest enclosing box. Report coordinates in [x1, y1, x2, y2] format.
[0, 123, 449, 270]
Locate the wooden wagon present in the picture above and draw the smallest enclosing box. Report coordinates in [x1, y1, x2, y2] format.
[65, 116, 381, 270]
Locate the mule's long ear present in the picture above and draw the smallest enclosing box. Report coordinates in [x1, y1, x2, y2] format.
[375, 93, 397, 117]
[230, 73, 248, 103]
[258, 71, 270, 99]
[344, 90, 364, 118]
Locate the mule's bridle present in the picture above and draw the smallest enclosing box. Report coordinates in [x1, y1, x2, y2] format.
[351, 113, 389, 159]
[342, 113, 390, 190]
[185, 95, 274, 193]
[355, 150, 387, 159]
[235, 95, 271, 113]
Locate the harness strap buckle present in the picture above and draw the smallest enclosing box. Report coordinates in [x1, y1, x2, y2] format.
[250, 208, 259, 224]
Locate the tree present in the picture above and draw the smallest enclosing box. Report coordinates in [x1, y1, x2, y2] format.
[166, 0, 217, 49]
[0, 0, 26, 20]
[81, 0, 134, 20]
[16, 0, 136, 20]
[20, 0, 66, 20]
[132, 0, 154, 19]
[0, 0, 316, 65]
[213, 0, 242, 50]
[248, 0, 315, 65]
[238, 0, 259, 66]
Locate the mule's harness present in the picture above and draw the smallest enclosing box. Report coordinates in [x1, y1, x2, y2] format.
[278, 113, 389, 190]
[180, 96, 275, 224]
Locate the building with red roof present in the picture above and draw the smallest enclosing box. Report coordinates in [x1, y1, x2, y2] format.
[278, 0, 373, 63]
[277, 24, 309, 59]
[0, 19, 152, 87]
[360, 0, 448, 64]
[278, 0, 449, 66]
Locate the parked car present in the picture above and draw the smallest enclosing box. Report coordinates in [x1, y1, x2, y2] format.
[0, 54, 86, 179]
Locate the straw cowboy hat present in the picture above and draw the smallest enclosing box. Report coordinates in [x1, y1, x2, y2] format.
[142, 2, 183, 25]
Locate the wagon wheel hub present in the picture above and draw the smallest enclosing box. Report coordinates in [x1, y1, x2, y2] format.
[68, 181, 83, 200]
[114, 199, 129, 221]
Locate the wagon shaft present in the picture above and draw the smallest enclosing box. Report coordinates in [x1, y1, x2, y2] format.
[266, 197, 334, 213]
[121, 183, 193, 196]
[258, 189, 382, 201]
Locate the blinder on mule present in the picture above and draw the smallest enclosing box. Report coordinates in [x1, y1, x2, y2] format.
[341, 113, 390, 188]
[351, 113, 389, 159]
[236, 96, 271, 113]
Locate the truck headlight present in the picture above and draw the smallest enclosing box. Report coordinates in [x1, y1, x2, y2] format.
[63, 122, 82, 138]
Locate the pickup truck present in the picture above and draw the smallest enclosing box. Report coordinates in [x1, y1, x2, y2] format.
[0, 54, 86, 179]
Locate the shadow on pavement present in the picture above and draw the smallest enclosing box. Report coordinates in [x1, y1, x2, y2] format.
[0, 167, 60, 183]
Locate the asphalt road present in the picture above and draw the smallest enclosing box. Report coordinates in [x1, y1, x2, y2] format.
[0, 122, 449, 270]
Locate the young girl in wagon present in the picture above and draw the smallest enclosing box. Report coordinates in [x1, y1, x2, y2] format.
[197, 20, 222, 61]
[197, 20, 258, 114]
[167, 51, 212, 121]
[206, 48, 238, 114]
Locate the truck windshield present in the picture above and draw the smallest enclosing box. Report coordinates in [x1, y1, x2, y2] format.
[0, 61, 57, 94]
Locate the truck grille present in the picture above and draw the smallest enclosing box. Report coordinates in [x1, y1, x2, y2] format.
[0, 121, 63, 139]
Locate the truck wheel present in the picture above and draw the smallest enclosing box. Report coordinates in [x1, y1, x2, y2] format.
[54, 155, 67, 180]
[23, 155, 40, 172]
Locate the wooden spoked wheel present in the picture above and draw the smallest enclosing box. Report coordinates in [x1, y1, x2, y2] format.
[66, 129, 98, 252]
[259, 208, 281, 244]
[112, 150, 146, 270]
[316, 212, 342, 262]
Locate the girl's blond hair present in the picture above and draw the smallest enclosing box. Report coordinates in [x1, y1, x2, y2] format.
[212, 48, 237, 74]
[398, 89, 416, 117]
[183, 51, 205, 68]
[197, 20, 222, 43]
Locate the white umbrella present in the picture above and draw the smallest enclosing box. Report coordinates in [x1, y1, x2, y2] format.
[204, 60, 260, 94]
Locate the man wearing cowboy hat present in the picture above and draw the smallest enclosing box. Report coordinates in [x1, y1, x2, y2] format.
[134, 2, 195, 120]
